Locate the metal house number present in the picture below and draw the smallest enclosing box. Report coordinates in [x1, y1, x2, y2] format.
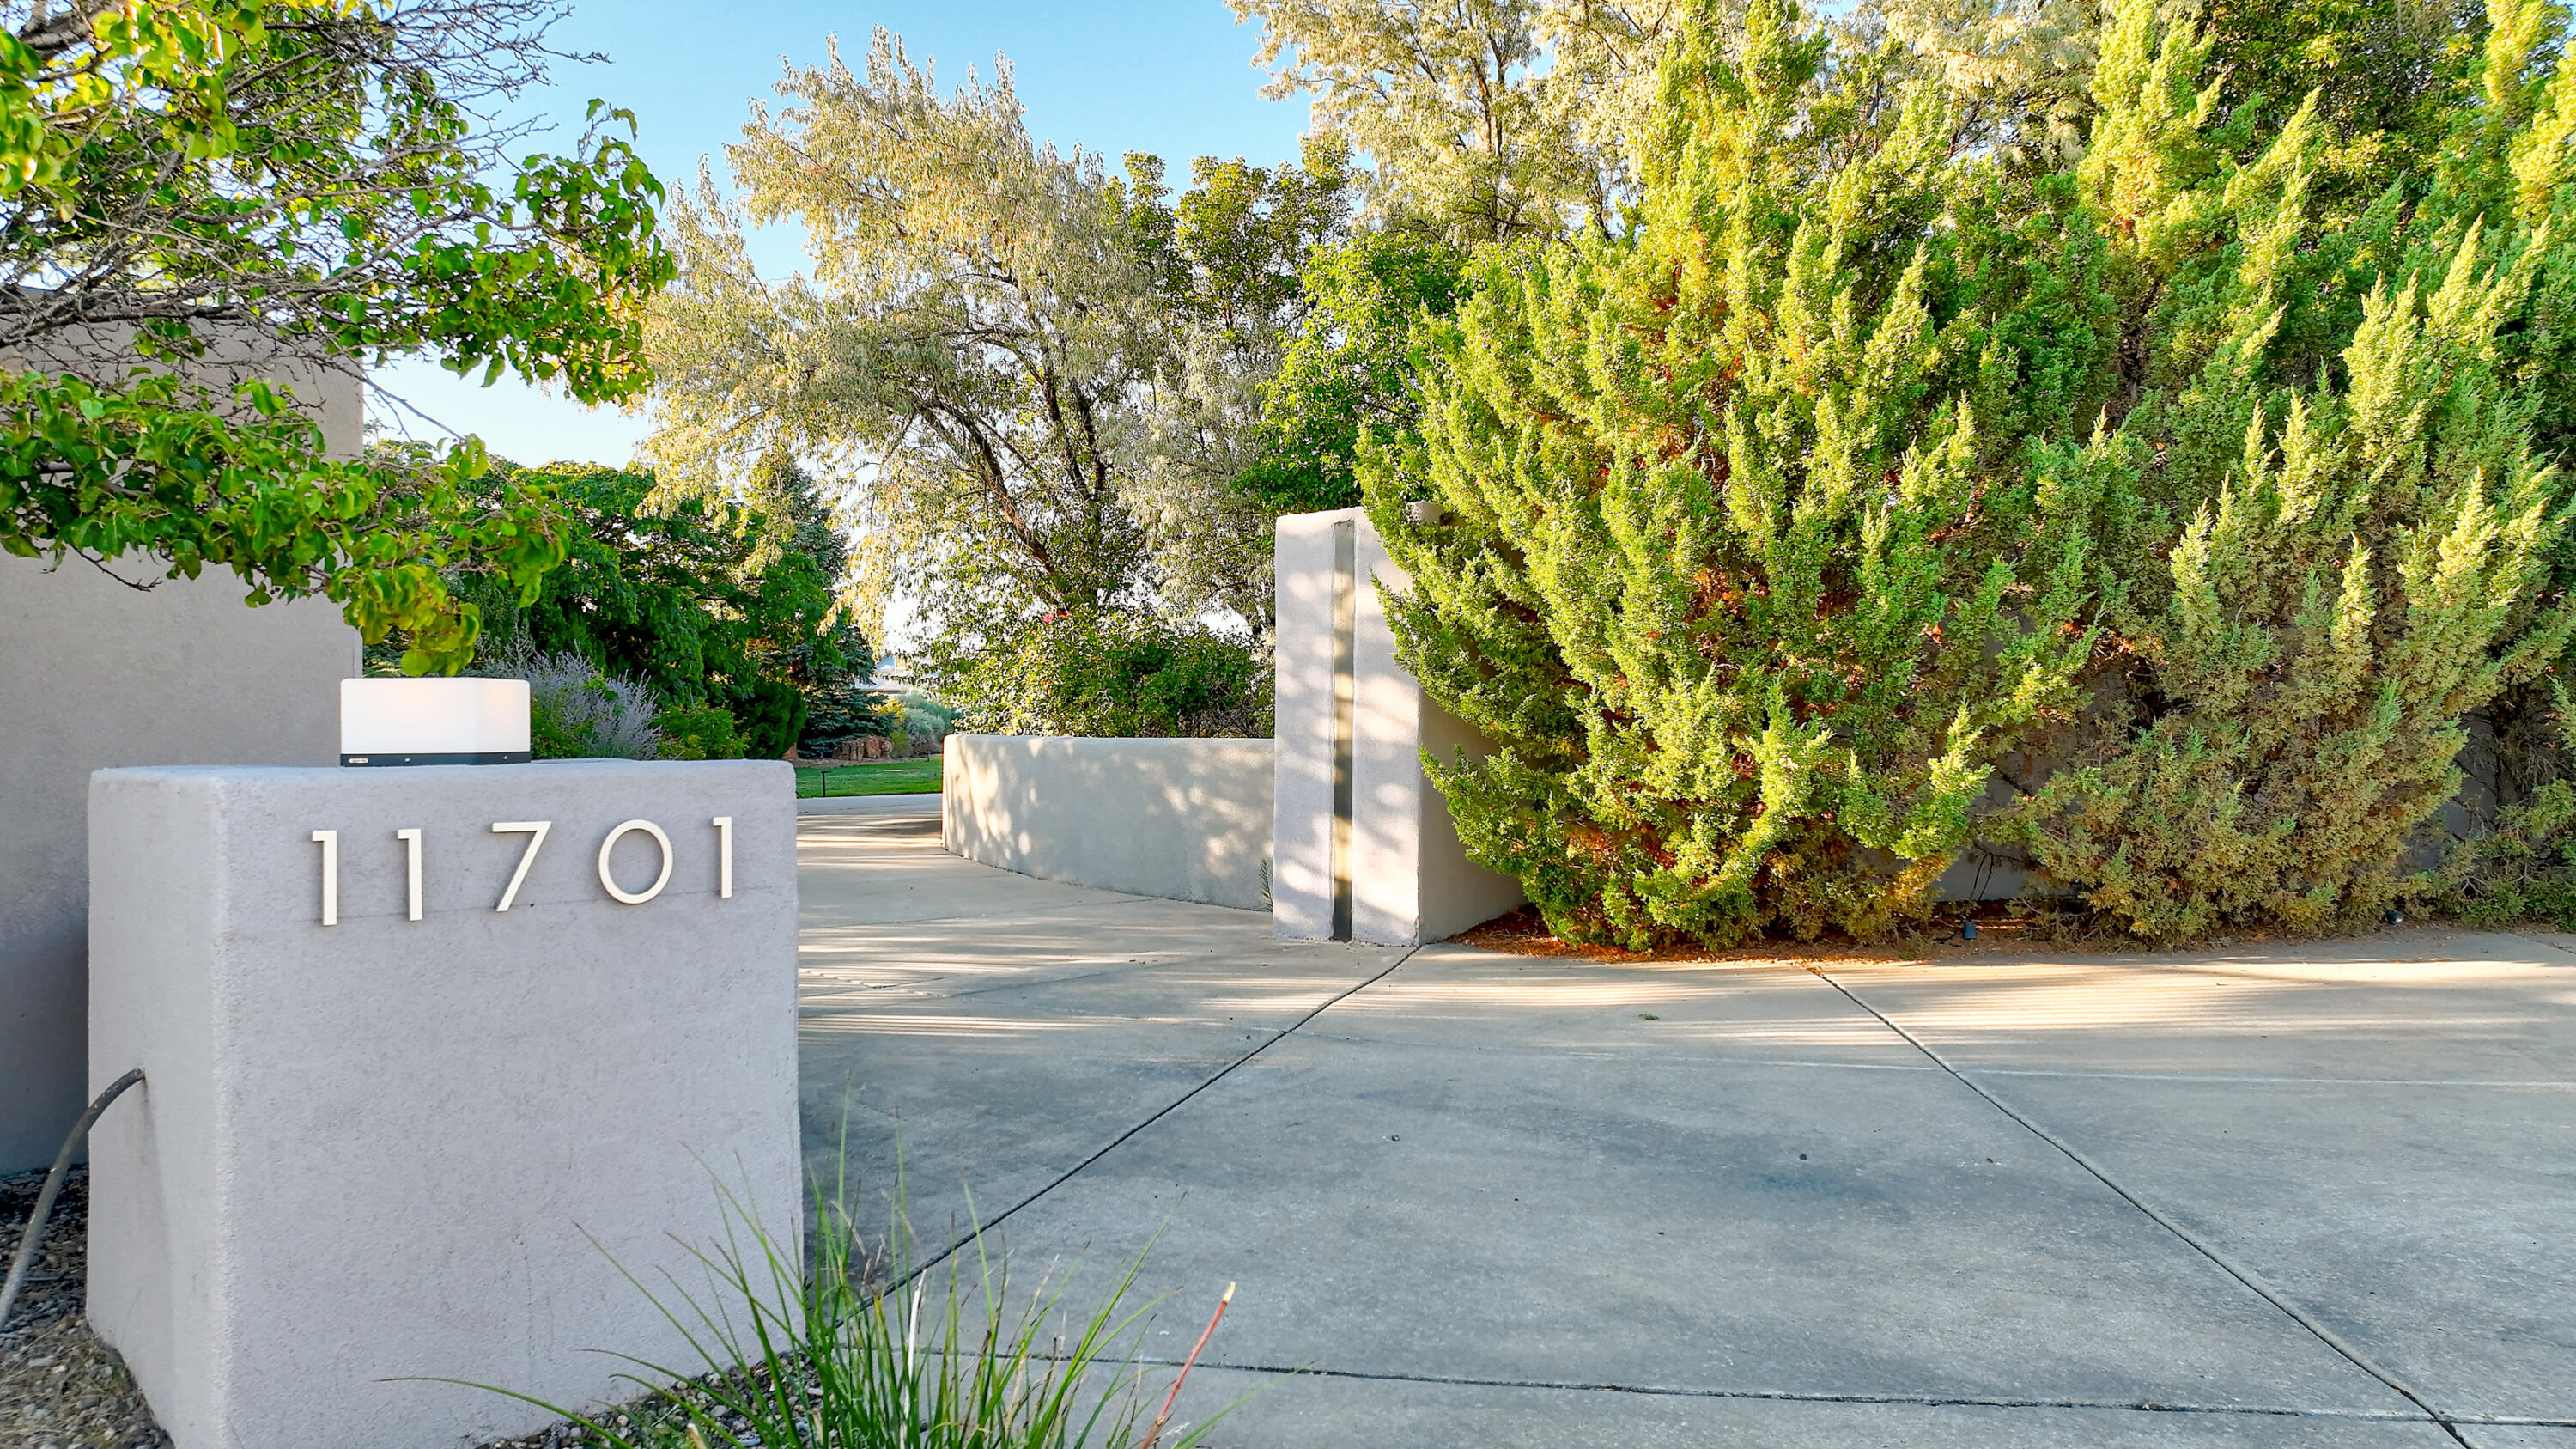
[307, 818, 735, 925]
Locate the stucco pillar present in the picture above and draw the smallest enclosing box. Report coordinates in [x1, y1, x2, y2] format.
[85, 759, 801, 1449]
[1273, 508, 1523, 945]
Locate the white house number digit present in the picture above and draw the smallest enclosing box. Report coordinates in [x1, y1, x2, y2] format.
[396, 828, 424, 922]
[490, 821, 551, 911]
[312, 831, 339, 926]
[596, 819, 674, 904]
[309, 816, 738, 920]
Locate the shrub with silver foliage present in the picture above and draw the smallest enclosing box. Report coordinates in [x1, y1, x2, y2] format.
[483, 649, 667, 760]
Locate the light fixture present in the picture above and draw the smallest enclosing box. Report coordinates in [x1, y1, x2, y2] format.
[339, 678, 532, 766]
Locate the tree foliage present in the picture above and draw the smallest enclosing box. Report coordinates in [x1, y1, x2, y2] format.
[971, 615, 1273, 737]
[1368, 0, 2099, 947]
[1120, 137, 1354, 631]
[1859, 0, 2488, 206]
[0, 0, 672, 671]
[1231, 0, 1684, 243]
[1370, 0, 2576, 946]
[409, 455, 865, 754]
[1238, 230, 1469, 514]
[1989, 0, 2576, 937]
[643, 30, 1332, 732]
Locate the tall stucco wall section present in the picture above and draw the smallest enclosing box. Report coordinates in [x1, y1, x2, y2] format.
[943, 735, 1273, 910]
[0, 356, 361, 1172]
[1272, 516, 1337, 939]
[1273, 508, 1526, 945]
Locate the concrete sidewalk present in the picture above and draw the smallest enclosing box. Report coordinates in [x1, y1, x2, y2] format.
[796, 801, 2576, 1447]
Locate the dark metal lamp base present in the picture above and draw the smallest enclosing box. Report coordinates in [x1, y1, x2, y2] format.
[339, 752, 533, 767]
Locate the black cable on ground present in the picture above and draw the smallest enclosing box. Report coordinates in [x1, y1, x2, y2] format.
[1804, 966, 2473, 1446]
[896, 946, 1421, 1288]
[0, 1068, 144, 1333]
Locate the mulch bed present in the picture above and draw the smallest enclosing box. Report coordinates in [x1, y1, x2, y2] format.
[1449, 900, 2176, 961]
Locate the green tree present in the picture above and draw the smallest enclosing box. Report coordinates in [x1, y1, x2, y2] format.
[1381, 0, 2576, 946]
[642, 30, 1153, 697]
[413, 458, 865, 755]
[643, 29, 1335, 728]
[0, 0, 672, 671]
[1862, 0, 2484, 207]
[1239, 230, 1470, 514]
[1231, 0, 1685, 243]
[2004, 0, 2576, 937]
[1119, 138, 1355, 634]
[743, 447, 870, 703]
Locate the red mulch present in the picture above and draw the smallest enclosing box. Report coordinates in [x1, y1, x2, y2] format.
[1447, 901, 2221, 964]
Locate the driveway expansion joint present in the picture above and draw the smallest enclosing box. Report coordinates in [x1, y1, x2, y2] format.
[897, 945, 1423, 1286]
[1807, 964, 2474, 1445]
[1021, 1353, 2545, 1424]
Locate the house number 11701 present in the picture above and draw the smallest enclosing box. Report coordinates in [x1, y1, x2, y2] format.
[305, 818, 734, 926]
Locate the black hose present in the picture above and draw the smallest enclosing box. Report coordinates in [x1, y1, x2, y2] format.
[0, 1068, 144, 1333]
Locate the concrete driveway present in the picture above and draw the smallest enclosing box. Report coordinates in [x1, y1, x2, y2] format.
[795, 795, 2576, 1447]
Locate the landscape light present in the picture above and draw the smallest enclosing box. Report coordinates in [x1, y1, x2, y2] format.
[338, 678, 532, 765]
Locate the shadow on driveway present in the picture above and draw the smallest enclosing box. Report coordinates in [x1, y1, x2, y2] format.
[796, 808, 2576, 1448]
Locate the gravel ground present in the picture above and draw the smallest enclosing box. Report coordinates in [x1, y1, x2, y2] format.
[0, 1168, 671, 1449]
[476, 1417, 619, 1447]
[0, 1167, 168, 1449]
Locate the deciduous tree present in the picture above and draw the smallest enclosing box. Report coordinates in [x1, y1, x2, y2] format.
[0, 0, 672, 671]
[1230, 0, 1684, 243]
[642, 30, 1342, 728]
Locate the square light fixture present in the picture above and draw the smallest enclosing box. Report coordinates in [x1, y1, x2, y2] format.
[339, 678, 532, 765]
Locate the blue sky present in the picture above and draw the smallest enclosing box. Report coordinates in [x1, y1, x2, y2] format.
[371, 0, 1309, 466]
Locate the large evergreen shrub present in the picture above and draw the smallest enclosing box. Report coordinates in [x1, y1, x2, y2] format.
[1370, 0, 2576, 946]
[1367, 0, 2104, 948]
[2004, 1, 2576, 937]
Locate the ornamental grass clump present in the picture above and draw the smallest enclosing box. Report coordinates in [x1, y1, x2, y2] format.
[1369, 0, 2576, 947]
[480, 1173, 1236, 1449]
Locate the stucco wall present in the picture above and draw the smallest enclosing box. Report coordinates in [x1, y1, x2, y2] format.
[87, 761, 799, 1448]
[943, 735, 1273, 911]
[1273, 508, 1526, 945]
[0, 350, 361, 1173]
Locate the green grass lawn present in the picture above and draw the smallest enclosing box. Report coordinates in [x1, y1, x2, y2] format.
[795, 757, 943, 798]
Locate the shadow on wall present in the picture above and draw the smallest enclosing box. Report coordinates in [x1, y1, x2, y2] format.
[942, 735, 1273, 910]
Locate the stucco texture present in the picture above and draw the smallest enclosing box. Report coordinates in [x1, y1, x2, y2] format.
[84, 761, 801, 1449]
[942, 734, 1273, 910]
[0, 562, 355, 1173]
[0, 346, 361, 1174]
[1272, 508, 1524, 946]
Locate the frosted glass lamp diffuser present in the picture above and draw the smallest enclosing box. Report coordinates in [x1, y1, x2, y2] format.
[340, 678, 532, 766]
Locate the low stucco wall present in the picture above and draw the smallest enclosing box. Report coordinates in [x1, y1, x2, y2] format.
[943, 734, 1273, 910]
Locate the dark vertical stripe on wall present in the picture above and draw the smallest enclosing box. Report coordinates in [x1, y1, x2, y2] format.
[1330, 520, 1357, 941]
